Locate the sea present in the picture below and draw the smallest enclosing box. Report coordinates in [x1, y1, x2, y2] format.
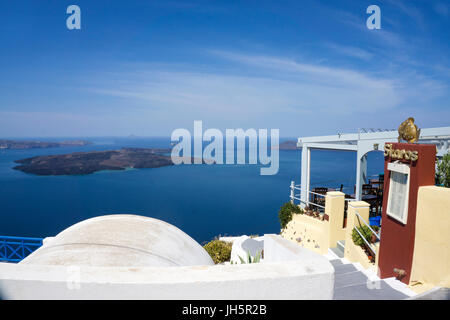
[0, 137, 384, 244]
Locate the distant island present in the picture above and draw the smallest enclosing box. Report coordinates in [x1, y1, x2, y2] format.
[13, 148, 174, 176]
[0, 139, 91, 150]
[273, 140, 299, 150]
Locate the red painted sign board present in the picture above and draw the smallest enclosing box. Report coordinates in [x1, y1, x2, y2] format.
[378, 143, 436, 284]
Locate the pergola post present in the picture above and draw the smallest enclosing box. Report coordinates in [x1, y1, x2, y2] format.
[355, 148, 368, 201]
[300, 145, 311, 207]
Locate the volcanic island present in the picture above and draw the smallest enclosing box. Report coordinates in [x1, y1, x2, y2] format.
[13, 148, 175, 176]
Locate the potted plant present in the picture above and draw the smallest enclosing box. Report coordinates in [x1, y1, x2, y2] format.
[278, 202, 303, 229]
[370, 226, 380, 243]
[436, 151, 450, 187]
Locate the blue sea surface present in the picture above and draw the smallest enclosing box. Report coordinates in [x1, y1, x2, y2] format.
[0, 137, 384, 243]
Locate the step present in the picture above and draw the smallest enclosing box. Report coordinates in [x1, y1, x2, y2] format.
[329, 259, 343, 267]
[333, 263, 358, 275]
[330, 246, 344, 258]
[337, 240, 345, 250]
[334, 271, 369, 289]
[407, 287, 449, 300]
[333, 280, 409, 300]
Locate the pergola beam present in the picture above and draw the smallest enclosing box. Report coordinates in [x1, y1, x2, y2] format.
[298, 126, 450, 144]
[298, 126, 450, 206]
[298, 143, 357, 151]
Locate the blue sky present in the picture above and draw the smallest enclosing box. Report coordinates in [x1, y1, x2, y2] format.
[0, 0, 449, 137]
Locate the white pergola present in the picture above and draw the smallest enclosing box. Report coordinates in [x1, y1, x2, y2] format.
[298, 126, 450, 204]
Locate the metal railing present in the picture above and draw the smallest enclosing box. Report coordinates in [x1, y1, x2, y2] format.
[307, 191, 326, 211]
[289, 181, 380, 261]
[289, 181, 303, 205]
[343, 198, 358, 226]
[289, 181, 326, 211]
[355, 211, 380, 241]
[0, 236, 43, 263]
[353, 210, 380, 257]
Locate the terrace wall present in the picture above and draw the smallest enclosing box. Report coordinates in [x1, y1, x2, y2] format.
[409, 186, 450, 292]
[282, 193, 376, 270]
[281, 214, 329, 254]
[282, 191, 346, 255]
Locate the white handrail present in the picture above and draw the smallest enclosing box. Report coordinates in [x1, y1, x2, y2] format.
[354, 210, 380, 241]
[290, 181, 329, 210]
[353, 225, 377, 255]
[308, 190, 326, 197]
[307, 202, 325, 210]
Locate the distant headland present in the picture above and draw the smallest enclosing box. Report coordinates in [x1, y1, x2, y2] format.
[13, 148, 174, 176]
[273, 140, 299, 150]
[0, 139, 91, 150]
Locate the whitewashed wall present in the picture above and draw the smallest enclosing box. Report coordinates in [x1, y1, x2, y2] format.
[0, 234, 334, 300]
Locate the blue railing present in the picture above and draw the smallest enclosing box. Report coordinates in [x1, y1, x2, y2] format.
[0, 236, 43, 263]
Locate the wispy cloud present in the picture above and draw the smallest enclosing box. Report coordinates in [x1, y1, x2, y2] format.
[210, 50, 393, 89]
[324, 2, 449, 79]
[3, 47, 447, 137]
[90, 51, 405, 120]
[323, 43, 373, 61]
[1, 1, 448, 138]
[386, 0, 425, 24]
[87, 49, 449, 125]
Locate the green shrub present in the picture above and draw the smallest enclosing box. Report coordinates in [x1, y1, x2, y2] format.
[203, 240, 232, 264]
[278, 202, 303, 229]
[436, 152, 450, 187]
[352, 225, 379, 247]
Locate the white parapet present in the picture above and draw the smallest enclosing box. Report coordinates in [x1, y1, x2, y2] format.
[230, 235, 264, 264]
[0, 234, 334, 300]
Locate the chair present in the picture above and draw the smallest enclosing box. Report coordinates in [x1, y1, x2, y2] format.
[374, 174, 385, 214]
[376, 191, 383, 215]
[378, 174, 384, 191]
[369, 174, 384, 190]
[375, 186, 383, 215]
[312, 187, 328, 212]
[362, 184, 375, 195]
[362, 184, 378, 215]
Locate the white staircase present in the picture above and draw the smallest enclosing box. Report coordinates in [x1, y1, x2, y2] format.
[329, 240, 345, 258]
[325, 252, 417, 300]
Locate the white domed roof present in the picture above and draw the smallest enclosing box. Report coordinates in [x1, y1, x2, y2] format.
[20, 215, 214, 267]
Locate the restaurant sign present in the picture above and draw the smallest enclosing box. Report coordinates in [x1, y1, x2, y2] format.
[384, 143, 419, 162]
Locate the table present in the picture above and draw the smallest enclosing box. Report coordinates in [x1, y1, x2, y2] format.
[346, 194, 378, 201]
